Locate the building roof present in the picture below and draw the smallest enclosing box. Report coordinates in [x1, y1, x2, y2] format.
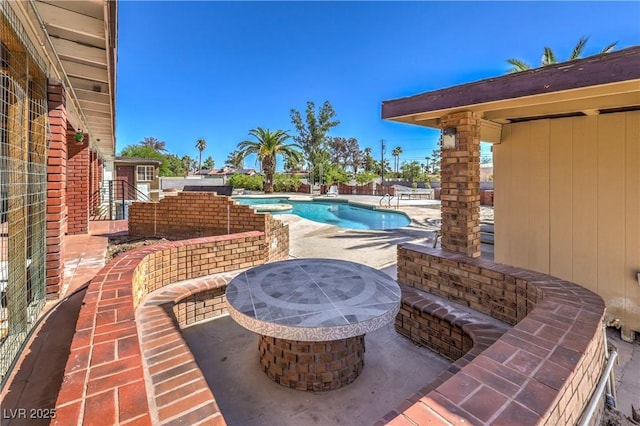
[114, 157, 162, 165]
[382, 46, 640, 142]
[204, 168, 257, 176]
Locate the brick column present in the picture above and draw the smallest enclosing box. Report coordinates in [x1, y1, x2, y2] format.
[46, 80, 68, 299]
[67, 136, 90, 234]
[439, 111, 481, 258]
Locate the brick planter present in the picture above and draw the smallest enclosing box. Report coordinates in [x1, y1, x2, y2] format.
[258, 335, 365, 391]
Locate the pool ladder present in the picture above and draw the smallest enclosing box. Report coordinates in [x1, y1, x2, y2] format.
[379, 193, 394, 208]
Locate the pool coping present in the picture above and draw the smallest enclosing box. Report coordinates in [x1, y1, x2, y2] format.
[232, 195, 412, 229]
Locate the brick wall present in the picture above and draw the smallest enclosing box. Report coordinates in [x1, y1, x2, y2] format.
[396, 300, 474, 362]
[173, 287, 227, 328]
[440, 112, 481, 257]
[45, 80, 68, 298]
[54, 231, 266, 425]
[391, 243, 607, 425]
[66, 137, 89, 235]
[128, 192, 289, 263]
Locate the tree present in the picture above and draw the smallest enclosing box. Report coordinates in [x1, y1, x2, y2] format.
[225, 150, 245, 169]
[362, 147, 377, 173]
[202, 156, 215, 171]
[237, 127, 302, 193]
[119, 145, 174, 176]
[323, 165, 349, 186]
[426, 148, 442, 176]
[355, 170, 377, 185]
[507, 36, 617, 73]
[400, 160, 422, 182]
[290, 100, 340, 180]
[139, 136, 167, 152]
[328, 137, 349, 169]
[349, 141, 363, 175]
[391, 146, 403, 175]
[283, 155, 304, 173]
[181, 155, 194, 175]
[195, 139, 207, 174]
[164, 154, 187, 177]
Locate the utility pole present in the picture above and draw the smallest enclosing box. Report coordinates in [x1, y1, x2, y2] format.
[380, 139, 386, 193]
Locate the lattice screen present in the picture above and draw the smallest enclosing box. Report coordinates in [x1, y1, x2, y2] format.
[0, 2, 48, 383]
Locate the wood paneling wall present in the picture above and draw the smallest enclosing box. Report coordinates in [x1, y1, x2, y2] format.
[494, 111, 640, 338]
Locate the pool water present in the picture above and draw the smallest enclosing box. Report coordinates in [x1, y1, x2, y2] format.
[234, 197, 410, 230]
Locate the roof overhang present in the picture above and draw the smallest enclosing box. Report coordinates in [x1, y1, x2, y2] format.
[114, 157, 162, 165]
[382, 46, 640, 143]
[11, 0, 117, 161]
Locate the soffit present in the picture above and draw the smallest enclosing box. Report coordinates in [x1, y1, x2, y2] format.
[33, 0, 117, 161]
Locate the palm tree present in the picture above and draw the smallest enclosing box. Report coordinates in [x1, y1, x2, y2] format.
[237, 127, 302, 193]
[195, 139, 207, 175]
[507, 36, 617, 73]
[139, 136, 167, 152]
[225, 150, 245, 169]
[391, 146, 402, 175]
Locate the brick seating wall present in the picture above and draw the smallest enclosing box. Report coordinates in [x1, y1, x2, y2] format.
[53, 231, 275, 425]
[137, 273, 240, 424]
[390, 244, 607, 425]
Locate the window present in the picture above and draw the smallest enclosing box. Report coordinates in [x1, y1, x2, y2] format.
[136, 165, 155, 181]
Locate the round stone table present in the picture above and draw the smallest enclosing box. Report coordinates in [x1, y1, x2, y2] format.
[225, 258, 400, 391]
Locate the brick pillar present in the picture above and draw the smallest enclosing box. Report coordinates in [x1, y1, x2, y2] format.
[67, 136, 90, 234]
[439, 111, 481, 258]
[46, 80, 68, 299]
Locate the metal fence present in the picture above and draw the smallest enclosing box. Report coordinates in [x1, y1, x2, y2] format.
[0, 3, 48, 383]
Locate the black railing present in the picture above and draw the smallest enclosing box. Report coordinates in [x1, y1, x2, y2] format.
[90, 179, 152, 221]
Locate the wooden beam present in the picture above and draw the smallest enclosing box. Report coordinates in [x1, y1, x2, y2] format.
[51, 37, 107, 67]
[61, 60, 108, 83]
[35, 2, 105, 41]
[75, 87, 110, 104]
[480, 119, 502, 144]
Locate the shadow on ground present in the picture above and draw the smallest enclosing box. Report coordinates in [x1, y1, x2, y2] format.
[182, 316, 451, 426]
[1, 288, 86, 425]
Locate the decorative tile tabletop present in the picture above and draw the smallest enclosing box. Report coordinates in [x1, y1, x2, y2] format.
[226, 258, 401, 341]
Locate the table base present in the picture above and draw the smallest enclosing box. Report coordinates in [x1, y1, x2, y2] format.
[258, 335, 365, 391]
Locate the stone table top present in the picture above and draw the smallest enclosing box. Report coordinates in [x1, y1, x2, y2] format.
[226, 258, 401, 341]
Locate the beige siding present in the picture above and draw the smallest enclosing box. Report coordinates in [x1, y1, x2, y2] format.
[528, 120, 550, 273]
[572, 117, 598, 290]
[495, 111, 640, 335]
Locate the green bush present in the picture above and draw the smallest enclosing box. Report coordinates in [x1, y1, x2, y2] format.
[355, 170, 378, 185]
[324, 166, 350, 185]
[273, 174, 302, 192]
[227, 174, 264, 191]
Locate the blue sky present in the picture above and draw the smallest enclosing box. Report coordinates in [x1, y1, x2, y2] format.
[116, 1, 640, 169]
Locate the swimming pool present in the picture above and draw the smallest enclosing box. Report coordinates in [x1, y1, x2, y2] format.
[233, 197, 411, 230]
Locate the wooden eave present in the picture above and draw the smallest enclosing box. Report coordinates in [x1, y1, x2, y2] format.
[11, 0, 117, 161]
[381, 46, 640, 143]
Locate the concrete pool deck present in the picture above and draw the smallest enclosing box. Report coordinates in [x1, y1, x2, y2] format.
[270, 194, 493, 269]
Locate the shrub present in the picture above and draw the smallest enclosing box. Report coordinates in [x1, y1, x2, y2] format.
[273, 174, 302, 192]
[355, 171, 377, 185]
[227, 174, 264, 191]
